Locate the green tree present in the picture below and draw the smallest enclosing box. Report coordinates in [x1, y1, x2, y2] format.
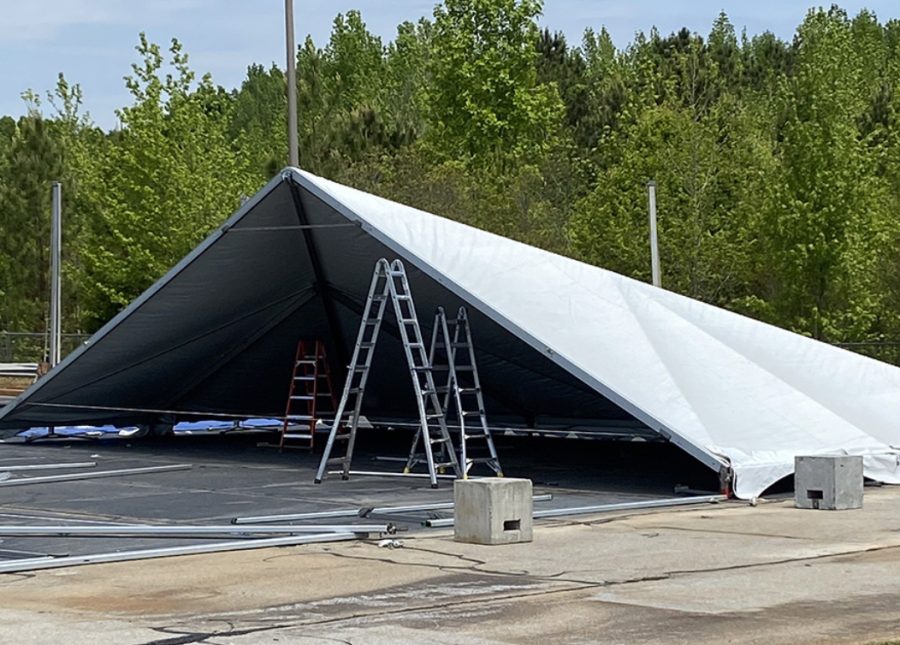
[426, 0, 563, 167]
[77, 35, 255, 329]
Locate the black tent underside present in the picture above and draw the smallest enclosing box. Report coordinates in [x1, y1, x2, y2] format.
[0, 176, 656, 441]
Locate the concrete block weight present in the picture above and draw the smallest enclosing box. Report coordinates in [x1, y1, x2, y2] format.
[794, 455, 863, 510]
[454, 478, 533, 545]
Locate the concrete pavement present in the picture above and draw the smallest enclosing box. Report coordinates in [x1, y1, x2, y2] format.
[2, 487, 900, 644]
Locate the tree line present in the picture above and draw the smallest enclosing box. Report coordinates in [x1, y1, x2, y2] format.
[1, 1, 899, 361]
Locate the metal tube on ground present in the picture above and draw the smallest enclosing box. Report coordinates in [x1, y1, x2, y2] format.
[423, 495, 728, 527]
[0, 532, 357, 575]
[0, 523, 394, 537]
[0, 462, 96, 472]
[0, 464, 192, 487]
[232, 494, 555, 524]
[331, 470, 456, 480]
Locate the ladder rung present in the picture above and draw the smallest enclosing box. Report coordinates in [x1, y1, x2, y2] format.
[429, 437, 452, 444]
[296, 359, 317, 365]
[424, 413, 444, 419]
[291, 395, 314, 401]
[455, 366, 475, 371]
[394, 294, 411, 300]
[326, 457, 349, 466]
[358, 342, 375, 349]
[399, 318, 418, 324]
[286, 415, 313, 421]
[458, 387, 480, 393]
[462, 410, 484, 416]
[294, 376, 316, 381]
[282, 433, 312, 439]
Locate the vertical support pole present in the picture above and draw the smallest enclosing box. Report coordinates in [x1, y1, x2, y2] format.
[647, 180, 661, 288]
[49, 182, 62, 367]
[285, 0, 299, 167]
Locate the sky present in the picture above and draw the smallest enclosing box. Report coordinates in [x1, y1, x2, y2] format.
[1, 1, 898, 130]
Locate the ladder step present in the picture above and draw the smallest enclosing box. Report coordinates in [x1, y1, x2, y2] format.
[294, 376, 316, 381]
[462, 410, 485, 416]
[286, 415, 314, 421]
[429, 437, 452, 444]
[399, 318, 418, 324]
[394, 295, 411, 300]
[282, 433, 313, 440]
[296, 359, 317, 365]
[458, 387, 480, 393]
[291, 395, 314, 401]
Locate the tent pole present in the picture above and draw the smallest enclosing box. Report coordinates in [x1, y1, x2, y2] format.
[49, 182, 62, 366]
[286, 180, 350, 383]
[285, 0, 299, 167]
[647, 180, 661, 288]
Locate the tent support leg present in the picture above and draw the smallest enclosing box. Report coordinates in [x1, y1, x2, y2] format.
[718, 466, 734, 498]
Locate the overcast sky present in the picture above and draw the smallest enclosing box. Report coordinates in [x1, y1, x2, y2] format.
[2, 1, 897, 129]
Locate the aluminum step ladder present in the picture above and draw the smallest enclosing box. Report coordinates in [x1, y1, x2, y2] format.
[315, 258, 462, 488]
[423, 306, 503, 478]
[279, 339, 335, 450]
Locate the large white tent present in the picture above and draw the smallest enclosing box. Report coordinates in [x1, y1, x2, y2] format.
[2, 168, 899, 498]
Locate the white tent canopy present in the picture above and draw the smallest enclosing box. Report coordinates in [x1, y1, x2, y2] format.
[2, 168, 899, 498]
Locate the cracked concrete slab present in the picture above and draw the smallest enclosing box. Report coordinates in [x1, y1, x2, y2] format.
[0, 437, 899, 644]
[2, 489, 900, 643]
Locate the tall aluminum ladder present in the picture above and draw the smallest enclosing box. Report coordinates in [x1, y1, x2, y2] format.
[423, 306, 503, 478]
[314, 259, 462, 488]
[279, 339, 335, 450]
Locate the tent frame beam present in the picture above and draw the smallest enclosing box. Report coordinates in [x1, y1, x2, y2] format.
[287, 180, 349, 383]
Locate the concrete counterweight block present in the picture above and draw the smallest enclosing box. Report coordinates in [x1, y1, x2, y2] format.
[794, 455, 863, 510]
[454, 478, 533, 545]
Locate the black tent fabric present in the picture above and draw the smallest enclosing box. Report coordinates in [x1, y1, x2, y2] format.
[0, 170, 647, 439]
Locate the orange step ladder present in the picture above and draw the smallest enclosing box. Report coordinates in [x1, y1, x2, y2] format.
[280, 339, 336, 450]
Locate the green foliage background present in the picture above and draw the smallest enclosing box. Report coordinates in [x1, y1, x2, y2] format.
[2, 2, 900, 359]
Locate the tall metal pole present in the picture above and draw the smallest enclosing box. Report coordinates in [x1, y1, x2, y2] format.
[647, 180, 661, 288]
[285, 0, 299, 167]
[49, 182, 62, 366]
